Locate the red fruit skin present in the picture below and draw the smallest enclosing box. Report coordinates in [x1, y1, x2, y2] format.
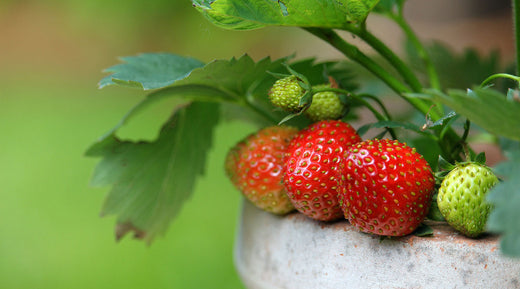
[284, 120, 362, 221]
[339, 139, 435, 236]
[225, 126, 299, 215]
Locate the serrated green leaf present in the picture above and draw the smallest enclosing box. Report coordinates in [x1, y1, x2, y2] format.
[176, 55, 286, 96]
[487, 151, 520, 257]
[192, 0, 379, 31]
[424, 88, 520, 141]
[86, 102, 220, 243]
[99, 53, 205, 90]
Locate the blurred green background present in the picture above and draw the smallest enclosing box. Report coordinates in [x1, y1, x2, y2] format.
[0, 0, 514, 288]
[0, 1, 303, 288]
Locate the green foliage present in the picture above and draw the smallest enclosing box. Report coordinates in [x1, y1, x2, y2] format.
[487, 150, 520, 256]
[407, 43, 502, 90]
[86, 102, 220, 243]
[99, 53, 205, 90]
[422, 88, 520, 141]
[192, 0, 379, 30]
[87, 0, 520, 259]
[88, 53, 360, 242]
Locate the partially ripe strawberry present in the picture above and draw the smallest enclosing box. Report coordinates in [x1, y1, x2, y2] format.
[268, 76, 305, 112]
[284, 120, 362, 221]
[304, 84, 345, 121]
[437, 162, 498, 238]
[225, 126, 298, 215]
[340, 139, 435, 236]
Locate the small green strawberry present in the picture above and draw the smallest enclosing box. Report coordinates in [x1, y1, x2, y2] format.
[268, 75, 306, 112]
[304, 84, 345, 121]
[437, 162, 499, 238]
[225, 126, 299, 215]
[283, 120, 362, 221]
[340, 139, 436, 236]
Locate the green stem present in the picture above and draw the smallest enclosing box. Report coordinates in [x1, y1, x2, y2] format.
[345, 26, 423, 92]
[304, 27, 410, 95]
[358, 93, 393, 121]
[390, 13, 442, 91]
[514, 0, 520, 75]
[480, 73, 520, 87]
[304, 27, 437, 119]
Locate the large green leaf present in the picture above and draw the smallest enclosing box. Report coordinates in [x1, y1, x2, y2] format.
[422, 88, 520, 141]
[86, 102, 220, 243]
[192, 0, 379, 30]
[99, 53, 205, 90]
[487, 150, 520, 257]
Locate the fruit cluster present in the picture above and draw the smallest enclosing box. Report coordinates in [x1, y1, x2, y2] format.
[225, 76, 498, 238]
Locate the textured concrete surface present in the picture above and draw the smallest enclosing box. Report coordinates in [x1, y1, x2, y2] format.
[234, 200, 520, 289]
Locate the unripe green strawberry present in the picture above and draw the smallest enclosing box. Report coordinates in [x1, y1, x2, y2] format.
[304, 84, 344, 121]
[268, 76, 305, 112]
[437, 163, 499, 238]
[225, 126, 298, 215]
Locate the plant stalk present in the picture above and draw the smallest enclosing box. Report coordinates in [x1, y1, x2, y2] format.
[304, 27, 438, 120]
[304, 27, 410, 95]
[345, 26, 423, 93]
[514, 0, 520, 75]
[390, 10, 441, 91]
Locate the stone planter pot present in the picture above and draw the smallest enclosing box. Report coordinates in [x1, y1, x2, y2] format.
[234, 201, 520, 289]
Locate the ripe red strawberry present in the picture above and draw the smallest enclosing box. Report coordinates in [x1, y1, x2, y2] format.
[284, 120, 362, 221]
[225, 126, 298, 215]
[339, 139, 435, 236]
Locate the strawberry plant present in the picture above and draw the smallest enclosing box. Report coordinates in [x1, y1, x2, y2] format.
[87, 0, 520, 262]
